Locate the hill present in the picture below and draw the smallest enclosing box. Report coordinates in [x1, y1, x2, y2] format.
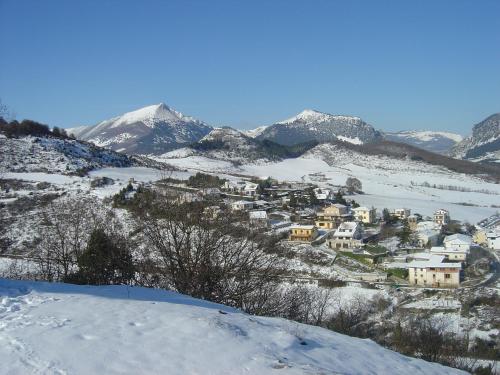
[0, 278, 465, 375]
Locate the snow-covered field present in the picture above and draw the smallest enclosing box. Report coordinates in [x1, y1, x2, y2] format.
[157, 143, 500, 223]
[0, 278, 466, 375]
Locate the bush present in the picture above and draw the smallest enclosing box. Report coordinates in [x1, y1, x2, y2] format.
[68, 228, 134, 285]
[387, 268, 408, 279]
[187, 172, 226, 188]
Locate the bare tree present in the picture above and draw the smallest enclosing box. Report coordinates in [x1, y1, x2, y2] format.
[35, 196, 120, 281]
[137, 192, 283, 307]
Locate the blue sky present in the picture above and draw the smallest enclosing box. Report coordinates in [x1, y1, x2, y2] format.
[0, 0, 499, 134]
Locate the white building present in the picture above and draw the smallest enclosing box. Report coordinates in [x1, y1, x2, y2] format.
[243, 182, 259, 197]
[443, 234, 472, 252]
[313, 188, 333, 202]
[231, 200, 255, 211]
[486, 229, 500, 250]
[327, 221, 363, 251]
[249, 210, 268, 227]
[223, 180, 246, 193]
[407, 254, 462, 288]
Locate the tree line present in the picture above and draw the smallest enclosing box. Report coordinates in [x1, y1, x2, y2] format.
[0, 117, 72, 139]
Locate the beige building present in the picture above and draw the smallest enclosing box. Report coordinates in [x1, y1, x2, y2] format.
[408, 254, 462, 288]
[433, 209, 450, 226]
[322, 204, 349, 217]
[327, 222, 363, 251]
[315, 218, 337, 229]
[315, 204, 350, 229]
[473, 228, 487, 246]
[289, 225, 319, 242]
[352, 207, 376, 224]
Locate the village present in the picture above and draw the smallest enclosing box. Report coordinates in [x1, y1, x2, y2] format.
[120, 171, 500, 291]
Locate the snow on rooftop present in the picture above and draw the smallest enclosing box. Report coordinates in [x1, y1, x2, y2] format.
[443, 234, 472, 244]
[290, 224, 316, 229]
[407, 254, 462, 269]
[430, 247, 468, 254]
[249, 210, 267, 219]
[352, 206, 370, 211]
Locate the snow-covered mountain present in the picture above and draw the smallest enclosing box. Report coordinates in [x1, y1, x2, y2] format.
[69, 103, 212, 155]
[255, 109, 382, 146]
[449, 113, 500, 163]
[0, 278, 465, 374]
[384, 131, 463, 154]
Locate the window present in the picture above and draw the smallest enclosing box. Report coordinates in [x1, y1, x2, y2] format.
[445, 274, 451, 279]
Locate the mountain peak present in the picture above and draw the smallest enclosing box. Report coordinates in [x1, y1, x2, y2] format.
[277, 109, 361, 125]
[116, 102, 195, 128]
[69, 103, 212, 154]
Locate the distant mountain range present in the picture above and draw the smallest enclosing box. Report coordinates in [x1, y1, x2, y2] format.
[68, 103, 499, 163]
[383, 131, 463, 154]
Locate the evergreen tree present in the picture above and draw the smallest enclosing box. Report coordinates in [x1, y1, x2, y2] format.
[398, 219, 412, 246]
[307, 188, 319, 205]
[73, 228, 134, 285]
[382, 208, 392, 223]
[334, 191, 347, 205]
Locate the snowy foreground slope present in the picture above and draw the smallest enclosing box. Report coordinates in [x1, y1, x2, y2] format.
[0, 279, 465, 375]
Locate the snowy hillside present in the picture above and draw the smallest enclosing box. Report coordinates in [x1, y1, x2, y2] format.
[0, 134, 132, 174]
[449, 113, 500, 163]
[256, 109, 382, 146]
[69, 103, 212, 155]
[384, 130, 463, 154]
[0, 278, 465, 375]
[244, 125, 268, 138]
[159, 127, 317, 163]
[158, 142, 500, 222]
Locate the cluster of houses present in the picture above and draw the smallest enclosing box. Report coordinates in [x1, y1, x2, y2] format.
[213, 177, 496, 289]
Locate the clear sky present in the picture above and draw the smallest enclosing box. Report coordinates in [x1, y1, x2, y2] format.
[0, 0, 499, 134]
